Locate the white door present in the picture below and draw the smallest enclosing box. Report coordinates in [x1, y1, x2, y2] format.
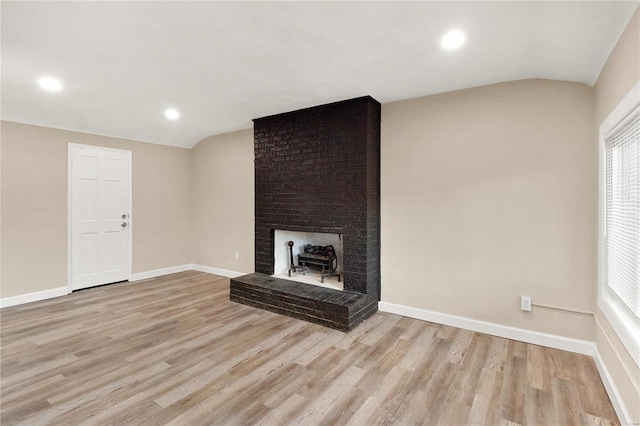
[70, 145, 131, 291]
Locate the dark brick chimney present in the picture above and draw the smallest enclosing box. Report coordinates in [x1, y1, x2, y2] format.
[230, 96, 381, 331]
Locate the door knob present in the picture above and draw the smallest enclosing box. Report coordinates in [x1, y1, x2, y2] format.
[121, 222, 127, 228]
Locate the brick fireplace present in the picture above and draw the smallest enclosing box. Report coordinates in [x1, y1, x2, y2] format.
[230, 96, 380, 331]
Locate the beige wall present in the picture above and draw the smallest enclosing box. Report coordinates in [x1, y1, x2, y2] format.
[381, 79, 597, 341]
[0, 126, 3, 288]
[1, 121, 192, 298]
[595, 7, 640, 125]
[593, 6, 640, 423]
[191, 129, 254, 274]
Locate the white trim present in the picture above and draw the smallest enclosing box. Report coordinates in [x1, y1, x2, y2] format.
[378, 301, 594, 355]
[593, 347, 633, 426]
[598, 81, 640, 368]
[67, 145, 73, 292]
[378, 301, 635, 424]
[192, 264, 246, 278]
[0, 287, 68, 308]
[598, 296, 640, 368]
[2, 264, 247, 308]
[129, 264, 193, 282]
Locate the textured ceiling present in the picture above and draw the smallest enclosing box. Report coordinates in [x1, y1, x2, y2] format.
[1, 1, 638, 148]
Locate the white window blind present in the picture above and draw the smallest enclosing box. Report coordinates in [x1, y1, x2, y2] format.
[605, 106, 640, 323]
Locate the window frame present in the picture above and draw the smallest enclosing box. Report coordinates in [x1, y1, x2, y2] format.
[598, 81, 640, 367]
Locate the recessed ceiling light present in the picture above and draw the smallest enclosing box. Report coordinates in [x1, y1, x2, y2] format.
[441, 30, 466, 50]
[38, 76, 62, 92]
[165, 109, 180, 120]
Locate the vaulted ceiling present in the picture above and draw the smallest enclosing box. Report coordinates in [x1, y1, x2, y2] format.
[2, 1, 638, 148]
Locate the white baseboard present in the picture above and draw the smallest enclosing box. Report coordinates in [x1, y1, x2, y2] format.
[593, 347, 633, 425]
[129, 264, 193, 281]
[379, 301, 634, 424]
[192, 264, 246, 278]
[1, 264, 247, 309]
[0, 286, 68, 308]
[378, 301, 595, 355]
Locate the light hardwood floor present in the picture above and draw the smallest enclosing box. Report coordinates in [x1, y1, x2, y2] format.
[1, 271, 618, 425]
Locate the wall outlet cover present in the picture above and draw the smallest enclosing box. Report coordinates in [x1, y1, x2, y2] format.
[521, 296, 532, 312]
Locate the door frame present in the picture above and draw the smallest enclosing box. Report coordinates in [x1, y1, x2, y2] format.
[67, 143, 133, 293]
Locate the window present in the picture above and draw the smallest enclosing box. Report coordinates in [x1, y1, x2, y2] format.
[605, 109, 639, 320]
[599, 82, 640, 365]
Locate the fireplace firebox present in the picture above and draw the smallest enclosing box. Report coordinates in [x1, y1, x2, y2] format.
[230, 96, 380, 331]
[272, 230, 343, 290]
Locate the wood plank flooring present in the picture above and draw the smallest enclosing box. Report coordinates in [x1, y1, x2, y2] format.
[0, 271, 618, 425]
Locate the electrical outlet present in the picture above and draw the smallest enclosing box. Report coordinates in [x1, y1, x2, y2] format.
[234, 251, 239, 260]
[521, 296, 532, 312]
